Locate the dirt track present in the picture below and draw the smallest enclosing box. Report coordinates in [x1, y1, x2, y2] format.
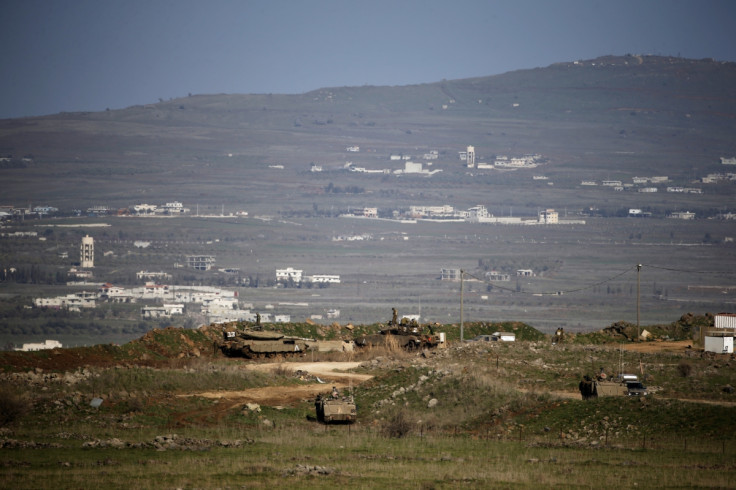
[622, 340, 693, 353]
[180, 362, 372, 407]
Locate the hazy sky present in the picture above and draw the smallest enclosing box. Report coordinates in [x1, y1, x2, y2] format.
[2, 0, 735, 119]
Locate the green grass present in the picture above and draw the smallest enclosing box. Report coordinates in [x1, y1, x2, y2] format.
[1, 427, 734, 489]
[2, 335, 736, 487]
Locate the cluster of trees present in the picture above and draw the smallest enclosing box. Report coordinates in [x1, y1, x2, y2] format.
[0, 265, 68, 285]
[4, 320, 152, 337]
[324, 183, 364, 194]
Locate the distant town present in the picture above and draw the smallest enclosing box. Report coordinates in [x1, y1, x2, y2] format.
[2, 147, 734, 224]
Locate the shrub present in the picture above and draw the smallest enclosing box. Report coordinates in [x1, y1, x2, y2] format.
[677, 362, 692, 377]
[382, 408, 414, 438]
[0, 387, 30, 427]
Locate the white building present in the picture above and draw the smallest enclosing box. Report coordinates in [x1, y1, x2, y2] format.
[133, 203, 157, 214]
[668, 211, 695, 220]
[409, 205, 455, 218]
[715, 314, 736, 330]
[440, 268, 461, 281]
[186, 255, 215, 271]
[466, 145, 475, 168]
[276, 267, 303, 283]
[162, 201, 188, 214]
[141, 304, 184, 318]
[136, 271, 171, 281]
[310, 274, 341, 284]
[16, 340, 62, 351]
[492, 332, 516, 342]
[35, 291, 96, 310]
[486, 271, 511, 281]
[80, 235, 94, 268]
[538, 209, 559, 224]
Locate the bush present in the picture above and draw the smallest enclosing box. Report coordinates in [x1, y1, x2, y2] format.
[677, 362, 693, 377]
[0, 387, 30, 427]
[382, 408, 414, 438]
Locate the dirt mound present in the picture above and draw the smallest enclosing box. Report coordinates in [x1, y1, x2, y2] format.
[0, 325, 225, 372]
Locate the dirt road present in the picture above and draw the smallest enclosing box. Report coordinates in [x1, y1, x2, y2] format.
[180, 362, 372, 407]
[622, 340, 693, 353]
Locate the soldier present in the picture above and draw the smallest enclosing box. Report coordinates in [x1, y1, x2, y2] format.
[579, 375, 594, 400]
[332, 386, 339, 399]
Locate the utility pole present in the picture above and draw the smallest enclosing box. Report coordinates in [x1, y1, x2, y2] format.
[636, 264, 642, 341]
[460, 269, 464, 342]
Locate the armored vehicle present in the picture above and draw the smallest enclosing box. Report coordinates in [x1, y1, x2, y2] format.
[315, 391, 357, 424]
[592, 375, 648, 398]
[355, 308, 442, 350]
[220, 323, 309, 359]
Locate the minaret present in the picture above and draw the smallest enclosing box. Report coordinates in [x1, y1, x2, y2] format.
[80, 235, 94, 268]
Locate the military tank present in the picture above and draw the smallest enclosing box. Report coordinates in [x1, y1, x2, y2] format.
[315, 390, 357, 424]
[220, 322, 310, 359]
[355, 308, 443, 350]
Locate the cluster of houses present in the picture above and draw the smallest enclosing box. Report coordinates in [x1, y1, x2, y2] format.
[32, 263, 344, 323]
[581, 175, 703, 194]
[343, 160, 442, 176]
[341, 204, 584, 225]
[131, 201, 190, 215]
[440, 268, 532, 282]
[460, 146, 543, 170]
[628, 209, 697, 220]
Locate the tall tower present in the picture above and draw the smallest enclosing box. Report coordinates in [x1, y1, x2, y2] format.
[80, 235, 94, 268]
[466, 145, 475, 168]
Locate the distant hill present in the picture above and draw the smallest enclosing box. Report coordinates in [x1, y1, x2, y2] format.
[1, 54, 735, 211]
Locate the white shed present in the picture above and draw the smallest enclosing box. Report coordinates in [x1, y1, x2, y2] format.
[492, 332, 516, 342]
[704, 335, 734, 354]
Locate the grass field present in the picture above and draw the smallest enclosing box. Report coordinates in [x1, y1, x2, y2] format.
[1, 333, 735, 489]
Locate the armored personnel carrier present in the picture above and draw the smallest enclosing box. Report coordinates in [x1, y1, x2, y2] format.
[582, 374, 648, 398]
[315, 390, 357, 424]
[220, 323, 309, 359]
[354, 308, 443, 350]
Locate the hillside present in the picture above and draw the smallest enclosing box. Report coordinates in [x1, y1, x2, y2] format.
[0, 318, 734, 488]
[1, 55, 736, 343]
[1, 55, 735, 212]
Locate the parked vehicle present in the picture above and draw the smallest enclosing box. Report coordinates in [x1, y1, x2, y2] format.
[593, 374, 648, 397]
[315, 391, 356, 423]
[219, 323, 309, 359]
[354, 308, 443, 350]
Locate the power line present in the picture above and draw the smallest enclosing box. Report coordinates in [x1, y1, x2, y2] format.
[469, 261, 736, 297]
[641, 263, 736, 276]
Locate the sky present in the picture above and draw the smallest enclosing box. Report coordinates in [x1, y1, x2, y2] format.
[2, 0, 736, 119]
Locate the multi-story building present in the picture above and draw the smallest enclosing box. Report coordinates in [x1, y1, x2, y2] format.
[539, 209, 559, 224]
[276, 267, 303, 283]
[80, 235, 94, 268]
[440, 268, 462, 281]
[186, 255, 215, 271]
[466, 145, 475, 168]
